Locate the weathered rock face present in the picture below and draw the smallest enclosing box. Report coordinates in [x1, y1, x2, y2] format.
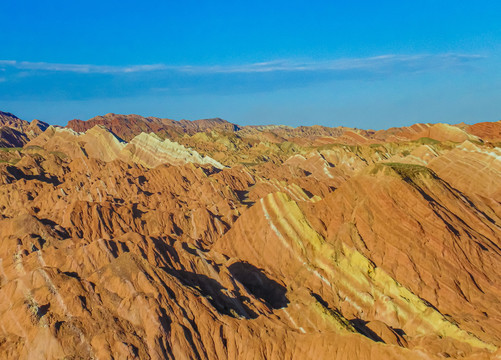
[0, 112, 500, 359]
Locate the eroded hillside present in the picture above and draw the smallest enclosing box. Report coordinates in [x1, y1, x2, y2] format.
[0, 112, 500, 359]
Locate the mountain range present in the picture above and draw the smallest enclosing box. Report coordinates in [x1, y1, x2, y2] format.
[0, 110, 500, 359]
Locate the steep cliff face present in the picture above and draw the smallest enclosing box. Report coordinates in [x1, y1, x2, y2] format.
[0, 114, 500, 359]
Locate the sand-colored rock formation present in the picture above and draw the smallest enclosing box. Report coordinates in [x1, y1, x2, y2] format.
[122, 132, 224, 169]
[25, 125, 223, 169]
[0, 110, 500, 359]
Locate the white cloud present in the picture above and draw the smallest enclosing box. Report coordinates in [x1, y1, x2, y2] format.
[0, 53, 484, 76]
[0, 60, 169, 74]
[203, 54, 484, 74]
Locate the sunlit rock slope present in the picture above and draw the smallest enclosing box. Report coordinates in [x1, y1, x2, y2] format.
[0, 111, 500, 359]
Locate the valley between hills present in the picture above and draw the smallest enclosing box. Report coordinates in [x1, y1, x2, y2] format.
[0, 110, 500, 359]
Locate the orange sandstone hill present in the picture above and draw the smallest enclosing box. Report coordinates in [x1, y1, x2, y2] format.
[0, 111, 500, 360]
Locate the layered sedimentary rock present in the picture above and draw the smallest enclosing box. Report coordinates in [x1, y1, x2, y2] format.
[0, 112, 49, 147]
[0, 127, 29, 148]
[0, 111, 500, 359]
[122, 132, 224, 169]
[0, 111, 29, 129]
[25, 125, 223, 169]
[67, 113, 240, 141]
[466, 121, 501, 142]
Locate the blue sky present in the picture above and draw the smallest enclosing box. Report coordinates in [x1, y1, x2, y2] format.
[1, 1, 500, 128]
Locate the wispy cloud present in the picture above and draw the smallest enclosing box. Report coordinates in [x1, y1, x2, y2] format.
[0, 60, 168, 74]
[0, 53, 486, 101]
[0, 53, 484, 76]
[185, 54, 485, 74]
